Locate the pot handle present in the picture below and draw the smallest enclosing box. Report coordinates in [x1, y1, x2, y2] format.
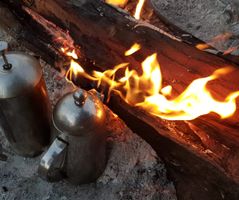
[38, 137, 68, 182]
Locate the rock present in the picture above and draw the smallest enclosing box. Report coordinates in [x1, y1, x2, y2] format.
[151, 0, 239, 55]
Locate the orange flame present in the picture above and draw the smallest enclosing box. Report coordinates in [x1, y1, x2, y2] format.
[105, 0, 128, 7]
[125, 43, 141, 56]
[138, 66, 239, 120]
[134, 0, 146, 20]
[62, 43, 239, 121]
[105, 0, 145, 20]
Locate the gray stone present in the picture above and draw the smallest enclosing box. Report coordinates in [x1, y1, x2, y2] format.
[151, 0, 239, 55]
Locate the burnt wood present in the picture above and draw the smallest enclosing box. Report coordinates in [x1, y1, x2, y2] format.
[3, 0, 239, 199]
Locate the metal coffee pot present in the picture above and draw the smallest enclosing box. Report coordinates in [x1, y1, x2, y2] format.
[39, 88, 107, 185]
[0, 41, 51, 157]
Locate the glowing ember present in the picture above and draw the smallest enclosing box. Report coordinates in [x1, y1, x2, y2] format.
[223, 46, 238, 55]
[196, 43, 210, 51]
[105, 0, 128, 7]
[125, 43, 141, 56]
[134, 0, 146, 20]
[196, 32, 236, 55]
[62, 44, 239, 121]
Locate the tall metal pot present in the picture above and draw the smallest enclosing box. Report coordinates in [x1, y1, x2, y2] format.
[0, 42, 51, 157]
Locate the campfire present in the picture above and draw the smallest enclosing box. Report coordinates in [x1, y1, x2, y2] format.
[63, 43, 239, 121]
[2, 0, 239, 199]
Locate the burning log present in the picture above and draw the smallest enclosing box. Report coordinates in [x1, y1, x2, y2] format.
[3, 0, 239, 198]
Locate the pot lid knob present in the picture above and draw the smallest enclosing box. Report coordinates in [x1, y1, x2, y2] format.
[0, 41, 12, 70]
[73, 89, 88, 107]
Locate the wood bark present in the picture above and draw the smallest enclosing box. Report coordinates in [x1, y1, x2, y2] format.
[3, 0, 239, 199]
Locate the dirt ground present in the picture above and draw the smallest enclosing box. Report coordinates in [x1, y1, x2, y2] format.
[0, 7, 177, 200]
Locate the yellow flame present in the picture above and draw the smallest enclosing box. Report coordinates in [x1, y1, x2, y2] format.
[125, 43, 141, 56]
[139, 66, 239, 120]
[92, 49, 239, 120]
[61, 48, 84, 83]
[66, 50, 78, 59]
[105, 0, 128, 7]
[65, 59, 85, 83]
[62, 44, 239, 121]
[61, 48, 78, 59]
[161, 85, 172, 96]
[105, 0, 146, 20]
[134, 0, 146, 20]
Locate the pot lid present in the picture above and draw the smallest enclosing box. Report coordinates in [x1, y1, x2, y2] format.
[53, 89, 106, 136]
[0, 52, 42, 98]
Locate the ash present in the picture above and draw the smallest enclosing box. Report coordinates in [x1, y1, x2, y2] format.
[0, 9, 177, 200]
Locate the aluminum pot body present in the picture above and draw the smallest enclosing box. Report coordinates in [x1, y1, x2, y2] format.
[0, 78, 51, 157]
[61, 128, 106, 185]
[0, 52, 51, 157]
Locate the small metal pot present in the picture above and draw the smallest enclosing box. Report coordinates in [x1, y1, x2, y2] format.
[38, 89, 107, 185]
[0, 41, 51, 157]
